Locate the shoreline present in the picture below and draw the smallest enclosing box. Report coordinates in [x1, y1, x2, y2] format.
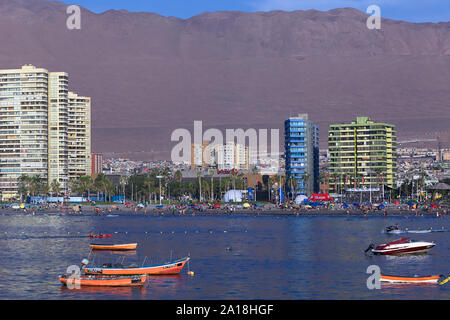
[0, 204, 448, 217]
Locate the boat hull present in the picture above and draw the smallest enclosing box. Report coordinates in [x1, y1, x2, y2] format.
[89, 243, 137, 251]
[84, 257, 190, 275]
[59, 275, 146, 287]
[381, 275, 441, 283]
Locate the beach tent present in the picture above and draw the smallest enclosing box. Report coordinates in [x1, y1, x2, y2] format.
[224, 190, 244, 202]
[295, 195, 308, 205]
[243, 203, 251, 208]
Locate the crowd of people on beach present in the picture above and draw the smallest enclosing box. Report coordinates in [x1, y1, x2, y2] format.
[0, 199, 448, 217]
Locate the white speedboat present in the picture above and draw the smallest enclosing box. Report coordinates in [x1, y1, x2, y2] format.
[366, 238, 435, 255]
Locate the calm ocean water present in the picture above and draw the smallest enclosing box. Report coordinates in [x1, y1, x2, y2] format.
[0, 213, 449, 300]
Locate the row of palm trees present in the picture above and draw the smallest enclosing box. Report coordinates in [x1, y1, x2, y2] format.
[17, 173, 115, 202]
[70, 173, 116, 202]
[18, 174, 61, 201]
[18, 168, 316, 203]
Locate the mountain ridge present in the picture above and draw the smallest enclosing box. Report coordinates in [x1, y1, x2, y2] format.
[1, 0, 449, 160]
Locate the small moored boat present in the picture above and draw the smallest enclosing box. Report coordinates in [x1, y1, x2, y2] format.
[381, 274, 442, 284]
[89, 233, 112, 238]
[59, 274, 147, 287]
[84, 257, 190, 275]
[89, 243, 137, 251]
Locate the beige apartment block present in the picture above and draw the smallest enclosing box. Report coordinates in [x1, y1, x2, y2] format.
[68, 92, 91, 180]
[48, 72, 69, 190]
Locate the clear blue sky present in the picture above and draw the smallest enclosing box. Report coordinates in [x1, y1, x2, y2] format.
[59, 0, 450, 23]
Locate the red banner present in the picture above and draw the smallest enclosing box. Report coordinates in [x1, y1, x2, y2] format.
[308, 193, 334, 202]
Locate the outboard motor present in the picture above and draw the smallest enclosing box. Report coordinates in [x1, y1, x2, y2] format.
[80, 258, 89, 270]
[364, 244, 375, 253]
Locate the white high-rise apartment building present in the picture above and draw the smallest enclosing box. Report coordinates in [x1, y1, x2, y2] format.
[216, 141, 248, 170]
[48, 72, 69, 190]
[0, 65, 91, 200]
[68, 92, 91, 180]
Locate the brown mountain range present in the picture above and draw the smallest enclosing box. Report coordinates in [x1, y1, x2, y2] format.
[1, 0, 449, 160]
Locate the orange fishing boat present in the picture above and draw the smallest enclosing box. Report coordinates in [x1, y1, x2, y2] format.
[59, 274, 147, 287]
[84, 257, 190, 275]
[89, 243, 138, 251]
[380, 274, 442, 284]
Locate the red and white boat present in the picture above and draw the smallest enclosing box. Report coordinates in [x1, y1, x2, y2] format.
[368, 238, 435, 255]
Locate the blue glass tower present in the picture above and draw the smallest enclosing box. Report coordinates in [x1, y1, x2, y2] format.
[284, 114, 319, 196]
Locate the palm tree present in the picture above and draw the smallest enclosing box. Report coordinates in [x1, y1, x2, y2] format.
[187, 181, 195, 200]
[202, 179, 210, 201]
[208, 169, 215, 201]
[119, 175, 127, 200]
[77, 176, 93, 199]
[174, 170, 182, 183]
[196, 171, 203, 202]
[291, 176, 298, 200]
[40, 183, 50, 198]
[50, 179, 61, 197]
[18, 174, 31, 201]
[268, 175, 276, 202]
[302, 173, 310, 196]
[251, 167, 258, 202]
[29, 175, 43, 197]
[94, 174, 112, 202]
[143, 177, 156, 203]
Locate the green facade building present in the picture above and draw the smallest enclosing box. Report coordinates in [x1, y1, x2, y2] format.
[328, 117, 396, 194]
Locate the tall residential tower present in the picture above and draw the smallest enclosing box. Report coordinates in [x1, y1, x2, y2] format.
[0, 65, 91, 200]
[284, 114, 319, 196]
[328, 116, 397, 193]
